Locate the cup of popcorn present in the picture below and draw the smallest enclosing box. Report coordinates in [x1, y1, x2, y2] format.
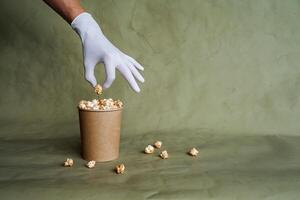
[78, 98, 123, 162]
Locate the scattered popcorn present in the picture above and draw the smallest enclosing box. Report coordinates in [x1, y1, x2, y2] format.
[160, 150, 169, 159]
[189, 148, 199, 156]
[153, 141, 162, 149]
[63, 158, 74, 167]
[94, 84, 102, 95]
[115, 164, 125, 174]
[86, 160, 96, 169]
[78, 98, 123, 111]
[144, 145, 155, 154]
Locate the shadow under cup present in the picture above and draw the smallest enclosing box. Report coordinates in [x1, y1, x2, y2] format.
[78, 108, 122, 162]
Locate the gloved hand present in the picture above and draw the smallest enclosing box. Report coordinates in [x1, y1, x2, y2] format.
[71, 12, 144, 92]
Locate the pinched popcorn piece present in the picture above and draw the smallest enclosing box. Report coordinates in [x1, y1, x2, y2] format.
[63, 158, 74, 167]
[86, 160, 96, 169]
[94, 84, 102, 95]
[153, 141, 162, 149]
[144, 145, 155, 154]
[115, 164, 125, 174]
[159, 150, 169, 159]
[189, 148, 199, 157]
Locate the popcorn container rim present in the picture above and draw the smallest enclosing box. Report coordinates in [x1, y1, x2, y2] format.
[78, 107, 123, 112]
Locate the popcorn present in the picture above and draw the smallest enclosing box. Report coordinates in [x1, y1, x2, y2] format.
[78, 103, 87, 110]
[63, 158, 74, 167]
[86, 160, 96, 169]
[144, 145, 155, 154]
[94, 84, 102, 95]
[78, 100, 87, 109]
[79, 100, 87, 105]
[86, 101, 94, 109]
[92, 99, 98, 105]
[115, 164, 125, 174]
[153, 141, 162, 149]
[115, 100, 123, 108]
[92, 106, 99, 111]
[159, 150, 169, 159]
[188, 148, 199, 156]
[78, 98, 123, 111]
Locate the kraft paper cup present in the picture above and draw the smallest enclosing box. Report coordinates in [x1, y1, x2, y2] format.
[78, 108, 122, 162]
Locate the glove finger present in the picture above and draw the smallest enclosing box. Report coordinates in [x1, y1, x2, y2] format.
[117, 65, 141, 93]
[103, 58, 116, 89]
[124, 55, 144, 71]
[125, 61, 144, 83]
[84, 61, 97, 87]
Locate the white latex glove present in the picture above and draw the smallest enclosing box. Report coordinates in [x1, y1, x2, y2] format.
[71, 12, 144, 92]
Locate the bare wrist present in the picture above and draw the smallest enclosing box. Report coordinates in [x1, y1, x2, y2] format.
[66, 7, 85, 23]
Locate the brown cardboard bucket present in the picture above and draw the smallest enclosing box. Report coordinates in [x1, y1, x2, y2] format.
[78, 108, 122, 162]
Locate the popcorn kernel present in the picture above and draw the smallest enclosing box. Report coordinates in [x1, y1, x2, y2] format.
[63, 158, 74, 167]
[86, 160, 96, 169]
[189, 148, 199, 156]
[115, 164, 125, 174]
[94, 84, 102, 95]
[160, 150, 169, 159]
[154, 141, 162, 149]
[144, 145, 155, 154]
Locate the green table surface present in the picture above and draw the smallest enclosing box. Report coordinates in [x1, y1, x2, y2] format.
[0, 123, 300, 200]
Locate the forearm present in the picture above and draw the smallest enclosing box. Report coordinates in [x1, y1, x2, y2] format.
[43, 0, 144, 92]
[43, 0, 84, 23]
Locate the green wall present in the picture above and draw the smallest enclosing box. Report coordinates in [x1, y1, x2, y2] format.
[0, 0, 300, 136]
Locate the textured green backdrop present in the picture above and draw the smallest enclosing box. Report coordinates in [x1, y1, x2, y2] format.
[0, 0, 300, 136]
[1, 1, 300, 199]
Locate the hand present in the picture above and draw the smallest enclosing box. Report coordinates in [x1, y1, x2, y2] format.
[71, 12, 144, 92]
